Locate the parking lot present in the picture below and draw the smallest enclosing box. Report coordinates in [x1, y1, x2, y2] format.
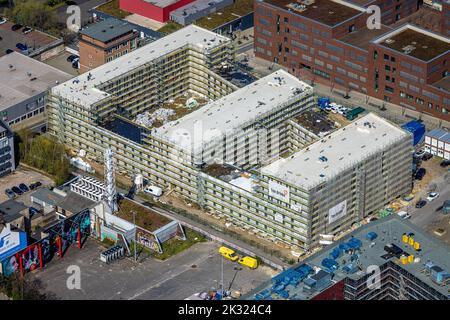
[44, 50, 80, 76]
[31, 238, 274, 300]
[0, 166, 55, 203]
[0, 20, 59, 57]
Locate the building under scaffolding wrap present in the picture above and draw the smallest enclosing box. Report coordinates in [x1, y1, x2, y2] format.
[47, 25, 413, 251]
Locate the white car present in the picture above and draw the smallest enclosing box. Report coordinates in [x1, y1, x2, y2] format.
[426, 192, 439, 202]
[0, 17, 7, 25]
[397, 211, 411, 219]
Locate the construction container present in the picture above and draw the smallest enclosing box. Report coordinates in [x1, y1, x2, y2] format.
[219, 246, 239, 262]
[414, 241, 421, 251]
[401, 120, 425, 146]
[238, 256, 258, 269]
[345, 107, 365, 120]
[400, 255, 408, 265]
[402, 234, 409, 243]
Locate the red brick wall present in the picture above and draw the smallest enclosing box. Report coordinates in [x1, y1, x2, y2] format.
[119, 0, 195, 22]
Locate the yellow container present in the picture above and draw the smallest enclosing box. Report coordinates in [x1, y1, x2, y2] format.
[408, 237, 415, 246]
[408, 255, 414, 263]
[400, 255, 408, 265]
[402, 234, 409, 243]
[414, 242, 421, 251]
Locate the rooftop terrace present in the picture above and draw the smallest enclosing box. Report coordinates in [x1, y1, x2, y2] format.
[261, 113, 409, 190]
[263, 0, 364, 26]
[376, 24, 450, 61]
[51, 25, 230, 108]
[248, 215, 450, 300]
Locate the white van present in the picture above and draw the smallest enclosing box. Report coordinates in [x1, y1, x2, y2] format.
[144, 186, 163, 197]
[397, 211, 411, 219]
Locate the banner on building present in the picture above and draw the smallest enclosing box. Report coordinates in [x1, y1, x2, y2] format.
[328, 200, 347, 224]
[268, 180, 290, 203]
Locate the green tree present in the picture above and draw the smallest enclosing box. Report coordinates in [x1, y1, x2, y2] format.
[5, 0, 57, 31]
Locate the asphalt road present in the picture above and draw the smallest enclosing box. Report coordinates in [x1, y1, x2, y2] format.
[32, 238, 272, 300]
[410, 182, 450, 229]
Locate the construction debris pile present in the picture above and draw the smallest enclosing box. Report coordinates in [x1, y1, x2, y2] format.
[135, 108, 176, 127]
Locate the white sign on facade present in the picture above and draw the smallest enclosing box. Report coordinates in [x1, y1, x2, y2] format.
[268, 180, 290, 203]
[328, 200, 347, 224]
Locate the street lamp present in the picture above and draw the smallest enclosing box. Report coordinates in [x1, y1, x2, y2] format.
[132, 211, 137, 263]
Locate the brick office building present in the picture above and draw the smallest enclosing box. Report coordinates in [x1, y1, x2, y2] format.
[254, 0, 450, 121]
[79, 18, 140, 73]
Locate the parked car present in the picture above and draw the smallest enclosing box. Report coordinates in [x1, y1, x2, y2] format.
[29, 181, 42, 190]
[18, 183, 29, 192]
[11, 186, 23, 195]
[0, 17, 7, 25]
[15, 43, 27, 51]
[440, 159, 450, 167]
[5, 49, 13, 54]
[413, 149, 426, 159]
[422, 153, 433, 161]
[4, 189, 15, 199]
[414, 168, 426, 180]
[66, 54, 79, 62]
[427, 192, 439, 202]
[415, 199, 427, 208]
[22, 27, 33, 34]
[443, 200, 450, 215]
[72, 58, 79, 69]
[397, 211, 411, 219]
[11, 24, 22, 31]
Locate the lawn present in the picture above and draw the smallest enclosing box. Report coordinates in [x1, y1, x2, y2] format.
[157, 21, 183, 35]
[116, 198, 171, 232]
[194, 0, 253, 30]
[96, 0, 130, 19]
[151, 228, 207, 260]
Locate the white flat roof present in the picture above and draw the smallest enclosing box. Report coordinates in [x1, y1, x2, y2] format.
[154, 70, 312, 153]
[0, 52, 72, 111]
[51, 25, 230, 108]
[261, 113, 410, 190]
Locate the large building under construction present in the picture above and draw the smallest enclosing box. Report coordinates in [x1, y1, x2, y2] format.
[48, 25, 413, 251]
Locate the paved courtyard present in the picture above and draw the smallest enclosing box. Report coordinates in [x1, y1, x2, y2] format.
[31, 238, 274, 300]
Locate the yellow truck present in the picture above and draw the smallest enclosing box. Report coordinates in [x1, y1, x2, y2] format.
[238, 256, 258, 269]
[219, 246, 239, 262]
